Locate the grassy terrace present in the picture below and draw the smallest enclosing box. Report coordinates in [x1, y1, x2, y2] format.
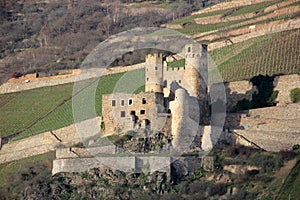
[167, 59, 185, 68]
[177, 19, 247, 35]
[0, 69, 145, 140]
[209, 29, 300, 82]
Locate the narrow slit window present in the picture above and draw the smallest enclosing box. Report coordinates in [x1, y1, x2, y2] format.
[121, 100, 125, 106]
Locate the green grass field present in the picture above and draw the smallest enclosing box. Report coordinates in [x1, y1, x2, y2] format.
[0, 69, 145, 140]
[209, 29, 300, 82]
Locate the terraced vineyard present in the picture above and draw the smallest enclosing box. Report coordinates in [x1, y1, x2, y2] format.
[209, 28, 300, 82]
[0, 69, 145, 140]
[0, 84, 73, 137]
[172, 1, 283, 35]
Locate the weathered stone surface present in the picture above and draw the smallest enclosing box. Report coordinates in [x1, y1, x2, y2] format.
[52, 156, 171, 177]
[223, 165, 261, 175]
[56, 145, 117, 159]
[201, 126, 223, 151]
[200, 156, 214, 171]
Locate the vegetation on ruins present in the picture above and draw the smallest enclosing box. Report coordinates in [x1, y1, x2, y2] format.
[235, 75, 279, 110]
[290, 88, 300, 103]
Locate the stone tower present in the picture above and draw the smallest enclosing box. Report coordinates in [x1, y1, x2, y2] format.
[145, 53, 164, 93]
[183, 44, 208, 101]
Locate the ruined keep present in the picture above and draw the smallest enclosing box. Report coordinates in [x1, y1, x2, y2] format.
[101, 44, 208, 151]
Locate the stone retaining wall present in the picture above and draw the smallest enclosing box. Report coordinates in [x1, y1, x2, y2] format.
[56, 145, 117, 159]
[0, 117, 101, 164]
[52, 156, 171, 176]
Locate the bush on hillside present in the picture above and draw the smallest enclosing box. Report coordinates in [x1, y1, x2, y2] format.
[290, 88, 300, 103]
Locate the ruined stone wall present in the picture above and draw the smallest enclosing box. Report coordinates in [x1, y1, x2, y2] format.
[102, 92, 165, 135]
[210, 80, 257, 111]
[274, 74, 300, 106]
[210, 74, 300, 111]
[0, 117, 101, 164]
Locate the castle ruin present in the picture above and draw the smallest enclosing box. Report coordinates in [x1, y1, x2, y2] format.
[102, 44, 208, 151]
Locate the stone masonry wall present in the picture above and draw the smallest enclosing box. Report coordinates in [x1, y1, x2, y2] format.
[52, 156, 171, 176]
[274, 74, 300, 106]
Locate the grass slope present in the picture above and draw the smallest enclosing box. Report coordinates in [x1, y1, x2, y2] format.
[0, 69, 144, 140]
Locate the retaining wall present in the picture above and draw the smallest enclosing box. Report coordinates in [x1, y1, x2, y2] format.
[0, 117, 101, 164]
[52, 156, 171, 176]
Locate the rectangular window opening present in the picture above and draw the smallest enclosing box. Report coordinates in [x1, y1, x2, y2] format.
[121, 99, 125, 106]
[121, 111, 126, 117]
[140, 110, 145, 115]
[128, 99, 133, 105]
[112, 100, 116, 107]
